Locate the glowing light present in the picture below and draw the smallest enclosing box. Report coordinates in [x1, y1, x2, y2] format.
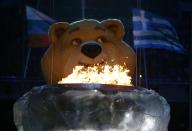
[141, 116, 156, 131]
[119, 112, 133, 127]
[58, 64, 132, 86]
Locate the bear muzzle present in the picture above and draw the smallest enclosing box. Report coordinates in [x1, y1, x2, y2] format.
[81, 41, 102, 59]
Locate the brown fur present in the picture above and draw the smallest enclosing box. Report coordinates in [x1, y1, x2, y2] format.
[41, 19, 136, 84]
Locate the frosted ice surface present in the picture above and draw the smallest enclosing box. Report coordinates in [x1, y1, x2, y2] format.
[14, 85, 170, 131]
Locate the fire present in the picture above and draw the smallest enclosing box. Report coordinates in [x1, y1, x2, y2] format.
[58, 64, 132, 86]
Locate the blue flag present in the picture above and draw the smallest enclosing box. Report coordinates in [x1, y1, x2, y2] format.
[132, 8, 185, 54]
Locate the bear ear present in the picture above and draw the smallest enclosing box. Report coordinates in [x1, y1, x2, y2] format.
[49, 22, 69, 44]
[101, 19, 125, 39]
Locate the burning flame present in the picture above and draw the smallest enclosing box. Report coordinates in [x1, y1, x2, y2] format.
[58, 64, 132, 86]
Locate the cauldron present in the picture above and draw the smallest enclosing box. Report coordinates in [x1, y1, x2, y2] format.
[14, 84, 170, 131]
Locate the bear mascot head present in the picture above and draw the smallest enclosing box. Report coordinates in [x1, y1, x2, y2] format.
[41, 19, 136, 84]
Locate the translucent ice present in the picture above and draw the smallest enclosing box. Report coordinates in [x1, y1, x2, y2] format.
[14, 84, 170, 131]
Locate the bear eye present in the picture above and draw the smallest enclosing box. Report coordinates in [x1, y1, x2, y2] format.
[97, 36, 106, 43]
[72, 38, 82, 45]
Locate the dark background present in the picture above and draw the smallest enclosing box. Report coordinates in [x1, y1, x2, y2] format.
[0, 0, 191, 130]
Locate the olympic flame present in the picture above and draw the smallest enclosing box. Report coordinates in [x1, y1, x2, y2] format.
[58, 64, 132, 86]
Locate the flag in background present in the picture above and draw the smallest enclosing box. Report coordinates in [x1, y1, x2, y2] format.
[26, 6, 55, 47]
[132, 8, 185, 54]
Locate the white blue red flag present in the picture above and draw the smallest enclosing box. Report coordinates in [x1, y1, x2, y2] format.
[26, 6, 55, 47]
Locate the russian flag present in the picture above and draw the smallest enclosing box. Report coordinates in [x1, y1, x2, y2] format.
[26, 6, 55, 47]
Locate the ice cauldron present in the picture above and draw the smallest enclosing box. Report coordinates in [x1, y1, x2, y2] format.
[14, 84, 170, 131]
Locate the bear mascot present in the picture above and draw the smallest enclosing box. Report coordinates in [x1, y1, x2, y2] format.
[41, 19, 136, 84]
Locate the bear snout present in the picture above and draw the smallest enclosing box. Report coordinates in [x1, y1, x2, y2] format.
[81, 41, 102, 59]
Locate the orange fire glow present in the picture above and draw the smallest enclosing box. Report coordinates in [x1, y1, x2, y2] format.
[58, 64, 132, 86]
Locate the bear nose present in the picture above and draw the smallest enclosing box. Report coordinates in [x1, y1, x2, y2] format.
[81, 42, 102, 59]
